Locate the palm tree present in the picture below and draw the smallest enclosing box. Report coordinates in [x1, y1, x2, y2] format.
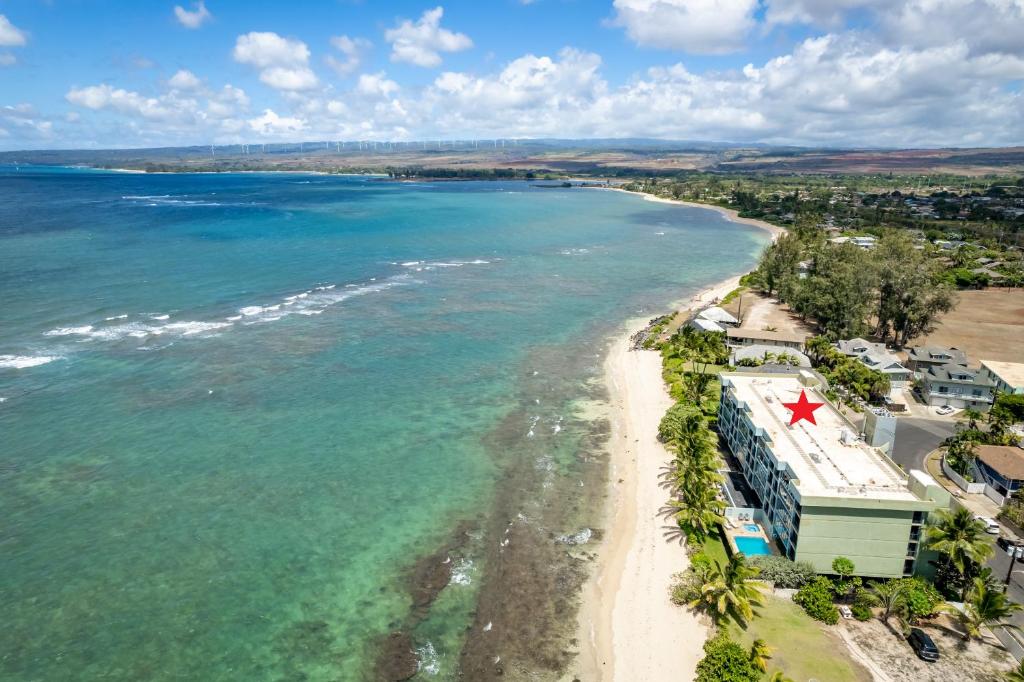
[962, 407, 982, 430]
[670, 488, 724, 545]
[749, 638, 772, 672]
[959, 577, 1023, 641]
[768, 673, 795, 682]
[690, 553, 765, 626]
[925, 507, 995, 599]
[863, 580, 907, 624]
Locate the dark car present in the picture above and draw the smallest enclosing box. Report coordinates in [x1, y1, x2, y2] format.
[908, 628, 940, 662]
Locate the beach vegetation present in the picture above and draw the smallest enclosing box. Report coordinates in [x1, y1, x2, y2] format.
[694, 633, 762, 682]
[957, 577, 1023, 641]
[793, 576, 839, 625]
[690, 553, 765, 627]
[747, 555, 815, 589]
[925, 507, 995, 600]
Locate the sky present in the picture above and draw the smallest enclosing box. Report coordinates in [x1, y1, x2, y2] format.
[1, 0, 1023, 150]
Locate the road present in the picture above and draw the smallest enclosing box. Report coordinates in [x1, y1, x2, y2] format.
[890, 417, 957, 472]
[988, 545, 1024, 660]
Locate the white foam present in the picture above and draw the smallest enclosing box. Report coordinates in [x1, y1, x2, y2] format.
[556, 528, 592, 545]
[150, 314, 170, 321]
[163, 321, 233, 336]
[105, 314, 128, 321]
[44, 325, 94, 337]
[449, 557, 474, 586]
[0, 354, 62, 369]
[416, 641, 440, 676]
[239, 306, 264, 316]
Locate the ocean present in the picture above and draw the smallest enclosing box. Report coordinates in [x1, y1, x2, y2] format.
[0, 167, 767, 680]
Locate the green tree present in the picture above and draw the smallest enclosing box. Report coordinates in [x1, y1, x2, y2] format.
[863, 580, 908, 625]
[695, 634, 762, 682]
[958, 577, 1023, 641]
[757, 233, 803, 296]
[926, 507, 995, 600]
[873, 232, 957, 347]
[690, 553, 765, 626]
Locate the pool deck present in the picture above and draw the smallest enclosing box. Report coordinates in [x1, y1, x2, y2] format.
[723, 519, 776, 557]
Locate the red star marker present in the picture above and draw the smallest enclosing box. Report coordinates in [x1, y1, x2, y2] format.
[782, 389, 824, 426]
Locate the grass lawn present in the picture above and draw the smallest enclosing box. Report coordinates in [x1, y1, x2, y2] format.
[701, 528, 730, 565]
[727, 596, 871, 682]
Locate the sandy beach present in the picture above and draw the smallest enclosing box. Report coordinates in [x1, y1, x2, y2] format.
[572, 196, 781, 682]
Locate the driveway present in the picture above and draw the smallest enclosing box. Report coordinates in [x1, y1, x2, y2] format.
[890, 418, 958, 472]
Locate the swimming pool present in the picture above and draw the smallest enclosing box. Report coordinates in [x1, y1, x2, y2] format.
[734, 536, 773, 556]
[743, 523, 760, 533]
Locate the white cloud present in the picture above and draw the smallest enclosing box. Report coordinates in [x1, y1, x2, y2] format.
[168, 69, 202, 91]
[248, 109, 305, 135]
[356, 72, 400, 97]
[326, 35, 372, 76]
[385, 6, 472, 67]
[610, 0, 759, 54]
[763, 0, 883, 26]
[233, 31, 319, 91]
[174, 0, 212, 29]
[0, 14, 27, 46]
[879, 0, 1024, 56]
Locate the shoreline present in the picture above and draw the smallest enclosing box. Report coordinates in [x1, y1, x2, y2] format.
[592, 186, 787, 241]
[573, 196, 781, 680]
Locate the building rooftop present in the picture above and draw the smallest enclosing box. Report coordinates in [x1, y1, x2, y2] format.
[926, 363, 994, 386]
[727, 328, 808, 344]
[689, 318, 726, 333]
[977, 445, 1024, 481]
[835, 337, 885, 356]
[722, 373, 917, 501]
[981, 360, 1024, 389]
[908, 346, 968, 366]
[698, 306, 739, 325]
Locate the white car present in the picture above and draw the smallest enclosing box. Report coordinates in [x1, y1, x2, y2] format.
[975, 515, 1000, 534]
[936, 405, 956, 416]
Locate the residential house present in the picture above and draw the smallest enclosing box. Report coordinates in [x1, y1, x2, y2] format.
[906, 346, 968, 373]
[974, 445, 1024, 499]
[979, 360, 1024, 396]
[731, 344, 811, 368]
[698, 306, 739, 327]
[688, 318, 725, 334]
[919, 363, 996, 409]
[836, 338, 912, 388]
[727, 328, 808, 351]
[718, 371, 949, 577]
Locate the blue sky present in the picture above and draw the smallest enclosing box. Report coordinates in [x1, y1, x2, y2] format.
[1, 0, 1022, 150]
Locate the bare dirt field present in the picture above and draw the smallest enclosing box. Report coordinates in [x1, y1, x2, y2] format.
[723, 290, 817, 337]
[915, 289, 1024, 364]
[840, 616, 1015, 682]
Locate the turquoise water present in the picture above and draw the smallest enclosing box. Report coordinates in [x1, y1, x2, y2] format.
[0, 167, 767, 680]
[735, 536, 774, 556]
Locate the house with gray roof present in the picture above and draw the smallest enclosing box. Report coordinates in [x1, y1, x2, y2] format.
[906, 346, 968, 373]
[697, 306, 739, 327]
[731, 344, 811, 368]
[687, 317, 725, 334]
[835, 338, 912, 387]
[920, 363, 995, 410]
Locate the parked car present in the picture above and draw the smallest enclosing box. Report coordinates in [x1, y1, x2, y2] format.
[908, 628, 940, 662]
[936, 405, 955, 416]
[975, 515, 1001, 534]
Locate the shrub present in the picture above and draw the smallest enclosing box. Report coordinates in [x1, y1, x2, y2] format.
[793, 576, 839, 625]
[694, 634, 761, 682]
[749, 555, 816, 589]
[851, 604, 872, 621]
[890, 577, 943, 621]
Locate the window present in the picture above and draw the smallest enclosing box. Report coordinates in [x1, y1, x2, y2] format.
[938, 386, 948, 394]
[913, 511, 926, 524]
[903, 559, 916, 575]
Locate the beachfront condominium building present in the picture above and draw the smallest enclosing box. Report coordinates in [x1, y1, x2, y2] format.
[979, 360, 1024, 396]
[717, 371, 950, 578]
